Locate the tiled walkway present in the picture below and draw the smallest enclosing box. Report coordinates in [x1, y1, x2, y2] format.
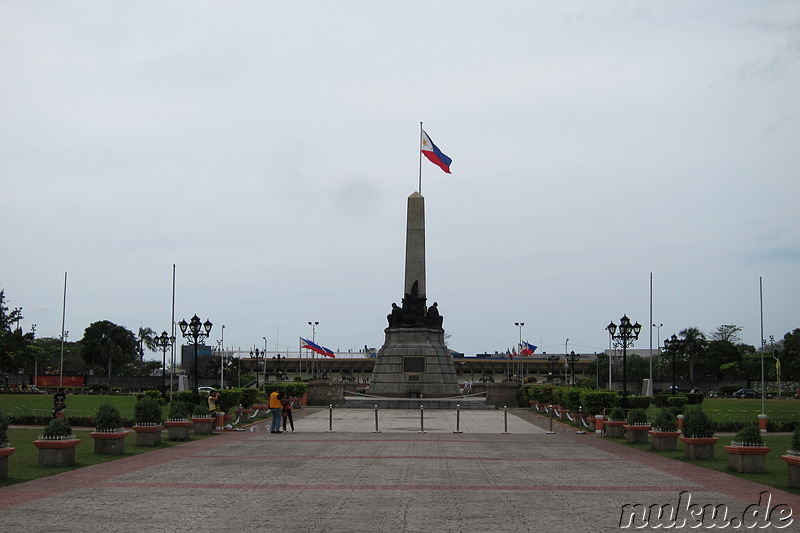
[1, 408, 797, 532]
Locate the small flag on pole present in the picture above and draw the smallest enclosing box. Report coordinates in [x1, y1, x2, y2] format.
[421, 129, 452, 174]
[300, 337, 336, 358]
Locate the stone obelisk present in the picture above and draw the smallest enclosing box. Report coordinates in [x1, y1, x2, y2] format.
[369, 192, 461, 397]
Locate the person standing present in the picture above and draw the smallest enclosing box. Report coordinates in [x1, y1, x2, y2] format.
[52, 387, 67, 419]
[268, 387, 284, 433]
[281, 394, 295, 432]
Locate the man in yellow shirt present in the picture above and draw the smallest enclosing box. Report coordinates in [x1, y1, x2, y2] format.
[268, 387, 284, 433]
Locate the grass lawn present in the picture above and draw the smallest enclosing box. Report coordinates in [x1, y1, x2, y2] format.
[701, 398, 800, 425]
[602, 432, 800, 497]
[0, 393, 142, 420]
[0, 427, 216, 487]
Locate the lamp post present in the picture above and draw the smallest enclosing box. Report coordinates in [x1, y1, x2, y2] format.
[547, 354, 559, 383]
[263, 337, 268, 384]
[308, 321, 318, 377]
[653, 323, 662, 384]
[155, 331, 175, 395]
[566, 351, 580, 386]
[250, 348, 262, 388]
[514, 322, 524, 382]
[220, 324, 225, 389]
[606, 315, 642, 409]
[178, 314, 212, 405]
[663, 334, 684, 396]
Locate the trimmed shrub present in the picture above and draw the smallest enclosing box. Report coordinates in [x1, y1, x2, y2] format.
[608, 406, 626, 421]
[94, 404, 123, 431]
[682, 406, 715, 438]
[134, 397, 164, 425]
[791, 425, 800, 453]
[625, 396, 653, 410]
[43, 418, 72, 438]
[685, 393, 704, 405]
[239, 388, 260, 408]
[652, 409, 678, 432]
[192, 404, 210, 417]
[173, 391, 194, 404]
[219, 389, 242, 413]
[718, 385, 740, 396]
[667, 396, 688, 415]
[733, 423, 764, 446]
[627, 408, 648, 425]
[89, 382, 111, 394]
[0, 411, 8, 446]
[579, 390, 618, 416]
[168, 401, 191, 420]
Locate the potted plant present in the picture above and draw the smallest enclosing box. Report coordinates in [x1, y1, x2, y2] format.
[90, 403, 130, 455]
[191, 404, 214, 435]
[133, 396, 164, 446]
[649, 409, 681, 451]
[680, 405, 718, 460]
[624, 408, 651, 444]
[781, 425, 800, 488]
[604, 406, 627, 438]
[164, 401, 192, 441]
[33, 418, 81, 467]
[724, 423, 770, 473]
[0, 411, 14, 480]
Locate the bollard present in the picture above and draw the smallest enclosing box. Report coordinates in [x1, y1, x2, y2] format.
[418, 405, 427, 434]
[326, 404, 335, 433]
[453, 403, 463, 434]
[595, 414, 604, 435]
[373, 404, 381, 433]
[502, 406, 510, 434]
[576, 406, 585, 434]
[758, 414, 768, 434]
[546, 404, 555, 434]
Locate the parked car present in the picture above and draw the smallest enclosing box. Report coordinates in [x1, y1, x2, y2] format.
[733, 388, 758, 398]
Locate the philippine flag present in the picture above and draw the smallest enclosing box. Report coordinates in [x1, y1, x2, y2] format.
[421, 129, 452, 174]
[300, 337, 336, 358]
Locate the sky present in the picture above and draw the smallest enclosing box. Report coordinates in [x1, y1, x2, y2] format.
[2, 1, 799, 363]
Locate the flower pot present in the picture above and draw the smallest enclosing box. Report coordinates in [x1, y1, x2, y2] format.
[603, 420, 626, 439]
[33, 437, 81, 467]
[781, 453, 800, 488]
[0, 447, 15, 480]
[649, 430, 681, 452]
[624, 424, 652, 444]
[680, 436, 719, 460]
[251, 404, 269, 417]
[90, 429, 130, 455]
[191, 416, 214, 435]
[164, 419, 192, 441]
[724, 445, 770, 473]
[133, 424, 163, 446]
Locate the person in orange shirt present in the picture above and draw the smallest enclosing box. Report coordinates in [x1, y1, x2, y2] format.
[268, 387, 284, 433]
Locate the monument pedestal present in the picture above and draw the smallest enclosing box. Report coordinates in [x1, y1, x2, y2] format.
[369, 327, 461, 397]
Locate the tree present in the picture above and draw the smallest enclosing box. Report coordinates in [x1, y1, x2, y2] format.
[781, 329, 800, 381]
[0, 289, 35, 373]
[81, 321, 137, 381]
[711, 324, 743, 344]
[679, 326, 707, 384]
[702, 340, 740, 379]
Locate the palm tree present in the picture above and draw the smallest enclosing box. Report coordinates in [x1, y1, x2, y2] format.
[679, 326, 707, 385]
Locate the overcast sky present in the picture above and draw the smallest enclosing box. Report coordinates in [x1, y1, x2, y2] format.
[2, 1, 798, 362]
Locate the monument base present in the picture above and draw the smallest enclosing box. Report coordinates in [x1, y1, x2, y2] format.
[369, 327, 461, 397]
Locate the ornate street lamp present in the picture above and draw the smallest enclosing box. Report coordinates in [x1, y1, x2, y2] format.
[250, 348, 263, 388]
[178, 314, 212, 404]
[566, 350, 581, 386]
[154, 331, 175, 395]
[607, 315, 642, 409]
[663, 334, 684, 396]
[547, 354, 560, 383]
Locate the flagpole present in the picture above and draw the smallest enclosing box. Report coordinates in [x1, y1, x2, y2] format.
[418, 121, 423, 193]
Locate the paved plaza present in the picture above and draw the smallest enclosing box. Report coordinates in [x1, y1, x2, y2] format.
[1, 407, 798, 532]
